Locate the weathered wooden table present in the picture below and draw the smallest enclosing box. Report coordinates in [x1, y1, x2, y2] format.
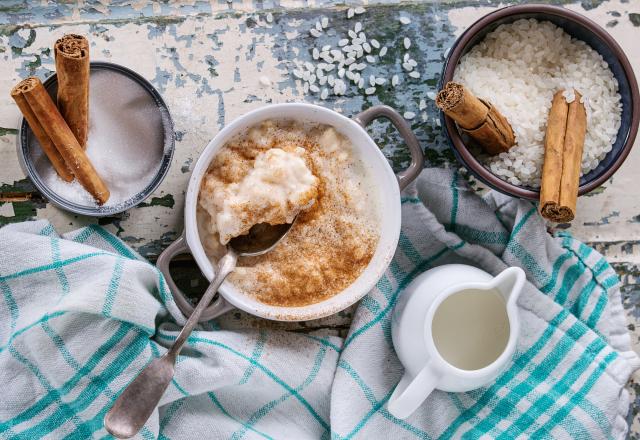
[1, 0, 639, 436]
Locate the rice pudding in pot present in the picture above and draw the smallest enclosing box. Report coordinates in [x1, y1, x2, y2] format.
[197, 119, 380, 307]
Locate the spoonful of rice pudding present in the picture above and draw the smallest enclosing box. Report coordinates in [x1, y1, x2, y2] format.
[208, 147, 319, 245]
[105, 148, 318, 439]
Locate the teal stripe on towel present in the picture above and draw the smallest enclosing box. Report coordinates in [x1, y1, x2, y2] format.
[460, 319, 594, 438]
[1, 311, 67, 351]
[238, 330, 268, 385]
[0, 279, 19, 337]
[0, 323, 133, 433]
[12, 330, 147, 439]
[231, 346, 328, 440]
[89, 225, 138, 260]
[494, 338, 607, 439]
[102, 257, 124, 317]
[439, 310, 568, 438]
[7, 344, 88, 438]
[158, 332, 330, 432]
[530, 352, 618, 439]
[66, 351, 157, 439]
[343, 246, 450, 349]
[208, 392, 274, 440]
[0, 252, 110, 282]
[50, 237, 70, 297]
[337, 359, 431, 440]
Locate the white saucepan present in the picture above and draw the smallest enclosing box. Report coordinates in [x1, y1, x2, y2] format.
[157, 103, 424, 322]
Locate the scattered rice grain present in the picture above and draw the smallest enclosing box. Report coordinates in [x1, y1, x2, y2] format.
[259, 76, 271, 87]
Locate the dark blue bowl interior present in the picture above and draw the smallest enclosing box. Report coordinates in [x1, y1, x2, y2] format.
[451, 12, 633, 189]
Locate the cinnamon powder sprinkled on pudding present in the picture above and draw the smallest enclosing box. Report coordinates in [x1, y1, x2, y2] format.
[197, 120, 380, 307]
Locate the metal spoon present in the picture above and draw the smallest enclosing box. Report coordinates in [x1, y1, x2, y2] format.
[104, 221, 295, 438]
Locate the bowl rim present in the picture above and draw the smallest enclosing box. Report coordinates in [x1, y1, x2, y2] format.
[441, 4, 640, 200]
[17, 61, 175, 216]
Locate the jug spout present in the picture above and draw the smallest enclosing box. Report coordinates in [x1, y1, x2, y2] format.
[491, 267, 525, 304]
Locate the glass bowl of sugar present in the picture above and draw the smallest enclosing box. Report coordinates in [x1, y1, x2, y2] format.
[17, 62, 175, 216]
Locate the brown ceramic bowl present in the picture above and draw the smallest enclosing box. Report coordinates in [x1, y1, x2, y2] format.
[440, 4, 639, 200]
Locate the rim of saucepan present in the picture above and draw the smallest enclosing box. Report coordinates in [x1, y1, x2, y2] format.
[441, 4, 640, 200]
[422, 280, 519, 378]
[184, 103, 401, 321]
[16, 61, 175, 216]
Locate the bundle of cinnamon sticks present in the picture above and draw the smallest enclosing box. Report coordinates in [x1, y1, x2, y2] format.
[539, 90, 587, 223]
[11, 34, 109, 205]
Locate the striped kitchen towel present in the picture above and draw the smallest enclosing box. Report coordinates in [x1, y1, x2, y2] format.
[0, 168, 637, 439]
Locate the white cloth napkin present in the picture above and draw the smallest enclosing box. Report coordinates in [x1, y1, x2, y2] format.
[1, 168, 637, 439]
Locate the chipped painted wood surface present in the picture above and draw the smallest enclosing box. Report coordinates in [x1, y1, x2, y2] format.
[1, 0, 640, 434]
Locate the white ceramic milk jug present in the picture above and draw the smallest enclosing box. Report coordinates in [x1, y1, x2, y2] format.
[388, 264, 525, 419]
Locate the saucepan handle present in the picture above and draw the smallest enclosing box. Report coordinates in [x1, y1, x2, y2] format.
[354, 105, 424, 190]
[156, 233, 234, 322]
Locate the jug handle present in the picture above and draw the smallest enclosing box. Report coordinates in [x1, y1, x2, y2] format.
[387, 360, 441, 419]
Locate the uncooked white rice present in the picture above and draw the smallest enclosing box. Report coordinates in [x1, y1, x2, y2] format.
[453, 19, 622, 187]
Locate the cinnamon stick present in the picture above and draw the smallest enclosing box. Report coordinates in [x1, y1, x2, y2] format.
[55, 34, 90, 148]
[540, 90, 587, 223]
[436, 82, 515, 155]
[13, 77, 109, 205]
[11, 83, 74, 182]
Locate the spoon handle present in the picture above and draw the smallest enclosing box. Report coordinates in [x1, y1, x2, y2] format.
[169, 249, 237, 356]
[104, 250, 237, 438]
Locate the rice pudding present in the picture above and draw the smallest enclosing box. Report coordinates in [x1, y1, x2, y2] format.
[197, 120, 380, 307]
[204, 147, 319, 245]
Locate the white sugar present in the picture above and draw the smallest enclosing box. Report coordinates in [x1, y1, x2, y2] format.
[36, 70, 166, 209]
